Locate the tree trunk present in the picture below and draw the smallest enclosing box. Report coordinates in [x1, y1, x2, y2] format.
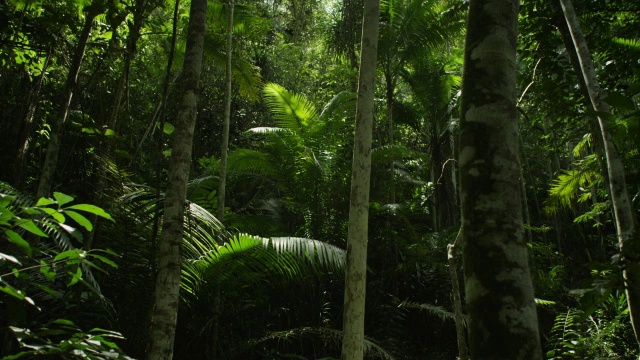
[36, 8, 100, 198]
[340, 0, 380, 357]
[459, 0, 542, 358]
[447, 229, 469, 360]
[559, 0, 640, 346]
[146, 0, 207, 358]
[218, 0, 234, 222]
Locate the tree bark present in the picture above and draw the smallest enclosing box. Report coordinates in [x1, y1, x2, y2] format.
[459, 0, 542, 358]
[36, 7, 101, 198]
[447, 229, 469, 360]
[218, 0, 234, 222]
[559, 0, 640, 346]
[340, 0, 380, 357]
[146, 0, 207, 358]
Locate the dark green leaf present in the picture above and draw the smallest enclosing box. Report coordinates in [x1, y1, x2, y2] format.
[5, 230, 32, 256]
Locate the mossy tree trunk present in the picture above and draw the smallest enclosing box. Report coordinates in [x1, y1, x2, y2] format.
[459, 0, 542, 358]
[146, 0, 207, 358]
[340, 0, 380, 358]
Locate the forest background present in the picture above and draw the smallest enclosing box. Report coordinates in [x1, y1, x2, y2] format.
[1, 0, 639, 358]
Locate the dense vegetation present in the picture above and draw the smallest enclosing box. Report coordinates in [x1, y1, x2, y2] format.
[1, 0, 639, 358]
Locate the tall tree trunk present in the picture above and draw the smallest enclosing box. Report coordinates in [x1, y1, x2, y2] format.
[447, 229, 469, 360]
[85, 5, 144, 251]
[459, 0, 542, 358]
[36, 7, 100, 198]
[559, 0, 640, 345]
[146, 0, 207, 358]
[218, 0, 234, 222]
[15, 46, 52, 185]
[385, 72, 396, 204]
[340, 0, 380, 357]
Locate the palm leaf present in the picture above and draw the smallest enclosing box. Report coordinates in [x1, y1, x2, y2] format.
[263, 83, 320, 134]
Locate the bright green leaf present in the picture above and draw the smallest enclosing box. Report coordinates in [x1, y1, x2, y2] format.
[53, 192, 74, 206]
[17, 220, 48, 237]
[54, 249, 81, 262]
[157, 121, 175, 135]
[65, 210, 93, 231]
[67, 267, 83, 286]
[40, 208, 65, 223]
[65, 204, 112, 220]
[36, 197, 56, 207]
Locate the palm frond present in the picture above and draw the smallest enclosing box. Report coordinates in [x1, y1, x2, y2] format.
[397, 300, 455, 322]
[263, 83, 320, 134]
[245, 326, 396, 360]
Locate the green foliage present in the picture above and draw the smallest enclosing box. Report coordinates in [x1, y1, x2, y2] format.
[7, 320, 132, 359]
[546, 294, 638, 359]
[0, 183, 126, 358]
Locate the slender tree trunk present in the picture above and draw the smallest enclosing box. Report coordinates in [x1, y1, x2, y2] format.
[559, 0, 640, 346]
[447, 229, 469, 360]
[340, 0, 380, 357]
[15, 46, 52, 185]
[218, 0, 234, 222]
[459, 0, 542, 358]
[146, 0, 207, 358]
[85, 7, 144, 251]
[385, 73, 396, 204]
[36, 8, 99, 198]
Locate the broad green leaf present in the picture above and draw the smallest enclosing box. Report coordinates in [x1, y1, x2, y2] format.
[157, 121, 175, 135]
[54, 249, 81, 262]
[0, 206, 15, 223]
[53, 192, 74, 206]
[163, 149, 172, 157]
[104, 129, 116, 136]
[5, 230, 31, 256]
[36, 197, 56, 207]
[65, 204, 112, 220]
[604, 92, 635, 112]
[82, 127, 99, 134]
[0, 194, 15, 207]
[40, 208, 65, 223]
[0, 284, 25, 300]
[90, 254, 118, 269]
[17, 220, 48, 237]
[67, 267, 83, 286]
[65, 210, 93, 231]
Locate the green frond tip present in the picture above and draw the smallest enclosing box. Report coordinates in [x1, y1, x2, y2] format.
[263, 83, 319, 133]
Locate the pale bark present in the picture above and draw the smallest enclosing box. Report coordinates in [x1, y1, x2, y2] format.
[340, 0, 380, 357]
[218, 0, 234, 222]
[447, 229, 469, 360]
[36, 8, 100, 199]
[459, 0, 542, 358]
[146, 0, 207, 358]
[559, 0, 640, 345]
